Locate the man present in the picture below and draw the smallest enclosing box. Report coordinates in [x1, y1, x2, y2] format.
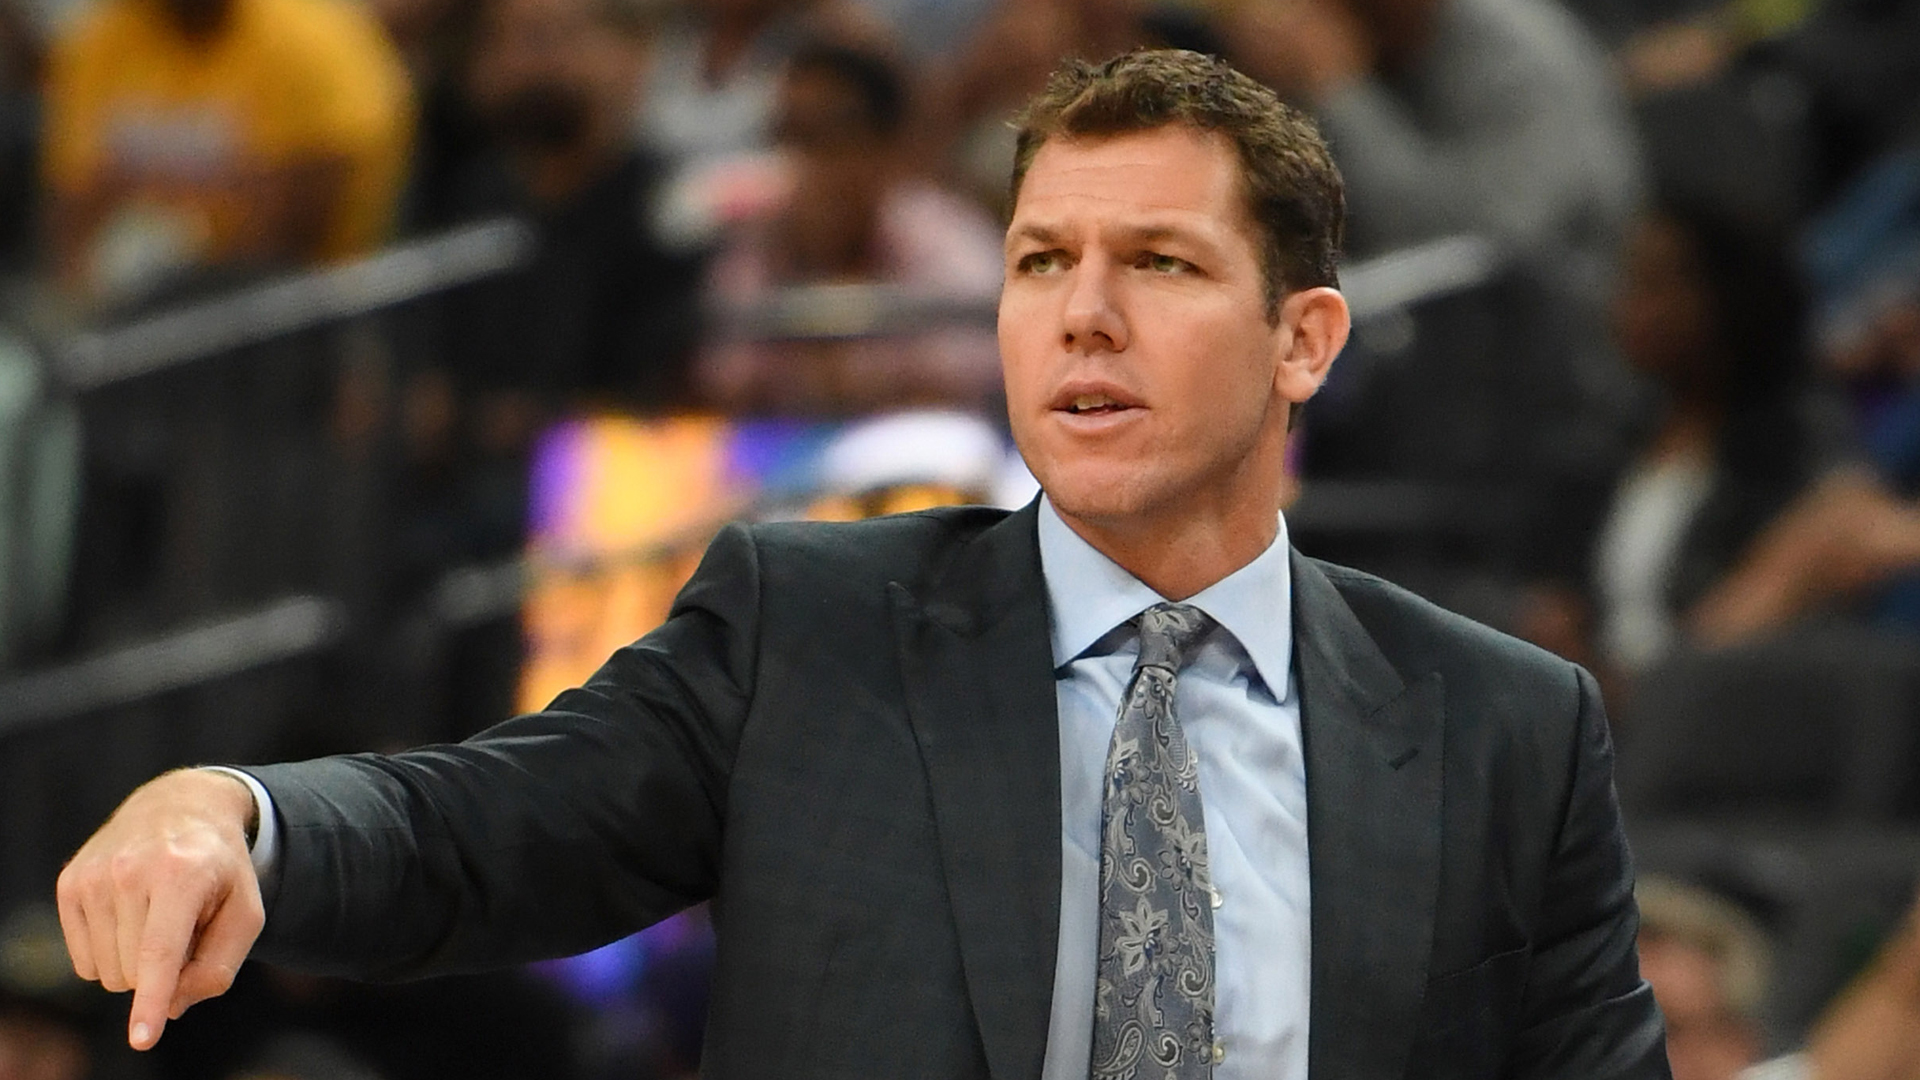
[55, 50, 1669, 1079]
[42, 0, 412, 303]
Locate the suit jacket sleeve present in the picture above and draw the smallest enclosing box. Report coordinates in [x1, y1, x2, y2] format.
[246, 523, 763, 979]
[1512, 663, 1670, 1078]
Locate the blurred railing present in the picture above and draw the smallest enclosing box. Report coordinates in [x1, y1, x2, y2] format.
[0, 219, 537, 667]
[54, 218, 536, 391]
[0, 594, 346, 736]
[0, 220, 545, 907]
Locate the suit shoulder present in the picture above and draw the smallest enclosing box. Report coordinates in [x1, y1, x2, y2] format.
[1313, 558, 1583, 702]
[742, 504, 1013, 590]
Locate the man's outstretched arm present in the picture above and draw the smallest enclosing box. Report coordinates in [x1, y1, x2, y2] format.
[55, 522, 765, 1050]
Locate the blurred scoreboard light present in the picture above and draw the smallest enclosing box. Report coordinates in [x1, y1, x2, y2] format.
[517, 410, 1016, 713]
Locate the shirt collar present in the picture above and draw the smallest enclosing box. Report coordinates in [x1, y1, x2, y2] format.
[1035, 496, 1295, 698]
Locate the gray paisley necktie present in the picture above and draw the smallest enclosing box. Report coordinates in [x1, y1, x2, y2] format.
[1090, 602, 1218, 1080]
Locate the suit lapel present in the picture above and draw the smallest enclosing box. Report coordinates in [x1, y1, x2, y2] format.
[1293, 553, 1446, 1080]
[892, 502, 1060, 1080]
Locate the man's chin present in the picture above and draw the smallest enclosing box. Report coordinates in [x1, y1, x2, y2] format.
[1039, 475, 1159, 530]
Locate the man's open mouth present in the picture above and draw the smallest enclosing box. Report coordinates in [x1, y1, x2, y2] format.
[1063, 394, 1133, 415]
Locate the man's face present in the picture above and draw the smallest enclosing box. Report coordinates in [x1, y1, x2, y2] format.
[999, 125, 1298, 533]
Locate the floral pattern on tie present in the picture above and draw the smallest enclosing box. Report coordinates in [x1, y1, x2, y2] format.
[1091, 603, 1217, 1080]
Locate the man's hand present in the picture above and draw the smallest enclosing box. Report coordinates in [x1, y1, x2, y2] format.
[55, 769, 266, 1051]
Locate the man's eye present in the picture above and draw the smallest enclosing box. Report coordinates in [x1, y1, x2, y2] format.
[1017, 251, 1067, 275]
[1139, 253, 1191, 274]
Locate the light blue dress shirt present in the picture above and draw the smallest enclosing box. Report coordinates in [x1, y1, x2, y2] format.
[1035, 498, 1310, 1080]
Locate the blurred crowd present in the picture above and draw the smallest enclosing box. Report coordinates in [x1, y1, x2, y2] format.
[0, 0, 1917, 1076]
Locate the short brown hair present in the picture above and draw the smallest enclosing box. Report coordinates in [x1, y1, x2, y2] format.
[1009, 49, 1346, 318]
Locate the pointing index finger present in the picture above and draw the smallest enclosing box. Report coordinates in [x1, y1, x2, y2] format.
[127, 886, 203, 1050]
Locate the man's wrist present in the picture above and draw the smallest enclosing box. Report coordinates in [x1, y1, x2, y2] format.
[195, 766, 281, 904]
[197, 766, 262, 848]
[196, 760, 282, 903]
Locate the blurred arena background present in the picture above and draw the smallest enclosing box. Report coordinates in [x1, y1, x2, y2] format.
[0, 0, 1918, 1076]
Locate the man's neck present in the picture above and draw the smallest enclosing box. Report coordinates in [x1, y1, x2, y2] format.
[1052, 500, 1283, 601]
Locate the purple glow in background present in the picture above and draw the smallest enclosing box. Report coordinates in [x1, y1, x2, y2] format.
[527, 420, 593, 543]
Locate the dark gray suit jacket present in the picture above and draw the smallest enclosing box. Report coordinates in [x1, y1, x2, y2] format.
[249, 501, 1670, 1079]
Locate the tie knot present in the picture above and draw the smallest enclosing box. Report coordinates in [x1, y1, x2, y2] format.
[1134, 603, 1213, 673]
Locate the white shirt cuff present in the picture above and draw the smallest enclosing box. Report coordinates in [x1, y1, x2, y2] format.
[199, 766, 281, 904]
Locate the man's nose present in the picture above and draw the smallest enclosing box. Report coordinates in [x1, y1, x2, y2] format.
[1061, 259, 1127, 354]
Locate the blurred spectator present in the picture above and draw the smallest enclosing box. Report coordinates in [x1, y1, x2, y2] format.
[1636, 877, 1920, 1080]
[1227, 0, 1641, 279]
[1788, 886, 1920, 1080]
[367, 0, 489, 233]
[41, 0, 413, 306]
[922, 0, 1085, 215]
[1637, 875, 1774, 1080]
[425, 0, 705, 425]
[388, 0, 708, 736]
[855, 0, 995, 57]
[1228, 0, 1645, 575]
[1673, 146, 1920, 644]
[1685, 467, 1920, 645]
[1753, 0, 1920, 201]
[636, 0, 888, 178]
[1588, 199, 1834, 671]
[1645, 883, 1920, 1080]
[1805, 144, 1920, 491]
[695, 41, 1002, 414]
[1618, 0, 1919, 205]
[923, 0, 1224, 216]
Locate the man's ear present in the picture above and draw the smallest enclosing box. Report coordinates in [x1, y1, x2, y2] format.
[1273, 286, 1350, 405]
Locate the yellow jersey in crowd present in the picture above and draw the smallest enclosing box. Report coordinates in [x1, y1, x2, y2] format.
[43, 0, 412, 294]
